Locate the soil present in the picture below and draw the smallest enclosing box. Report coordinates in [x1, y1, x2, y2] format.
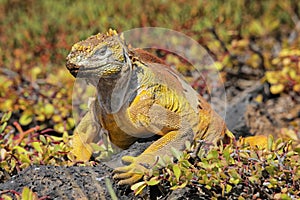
[1, 67, 299, 199]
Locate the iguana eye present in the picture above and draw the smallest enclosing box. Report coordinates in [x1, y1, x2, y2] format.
[95, 46, 107, 56]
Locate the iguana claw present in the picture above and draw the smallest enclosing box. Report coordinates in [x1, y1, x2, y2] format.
[113, 155, 146, 185]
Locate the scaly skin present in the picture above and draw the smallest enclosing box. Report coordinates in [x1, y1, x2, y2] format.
[66, 29, 234, 185]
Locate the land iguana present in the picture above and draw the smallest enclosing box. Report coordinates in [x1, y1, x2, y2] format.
[66, 29, 234, 185]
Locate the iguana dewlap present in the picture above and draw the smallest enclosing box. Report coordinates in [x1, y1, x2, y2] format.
[66, 29, 233, 185]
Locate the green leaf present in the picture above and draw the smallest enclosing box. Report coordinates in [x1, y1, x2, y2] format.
[214, 61, 224, 71]
[248, 176, 259, 184]
[131, 181, 147, 195]
[1, 194, 13, 200]
[286, 151, 295, 157]
[171, 180, 188, 190]
[62, 131, 69, 143]
[181, 160, 191, 168]
[238, 196, 245, 200]
[270, 84, 285, 94]
[90, 143, 106, 152]
[105, 178, 118, 200]
[185, 140, 191, 150]
[265, 71, 279, 84]
[220, 183, 225, 197]
[280, 193, 292, 200]
[267, 135, 274, 151]
[32, 142, 43, 153]
[157, 156, 166, 168]
[205, 184, 212, 190]
[269, 178, 278, 188]
[0, 122, 7, 133]
[228, 169, 240, 179]
[22, 187, 31, 200]
[173, 164, 181, 181]
[44, 103, 55, 116]
[206, 149, 219, 160]
[21, 187, 38, 200]
[170, 185, 180, 190]
[39, 135, 47, 144]
[265, 166, 275, 176]
[294, 147, 300, 154]
[53, 144, 62, 152]
[10, 159, 16, 172]
[229, 177, 240, 185]
[249, 20, 264, 36]
[19, 112, 33, 126]
[13, 146, 27, 154]
[146, 177, 160, 186]
[223, 146, 232, 163]
[226, 184, 232, 193]
[171, 147, 183, 160]
[31, 67, 42, 81]
[20, 154, 31, 164]
[198, 160, 211, 169]
[1, 111, 12, 122]
[179, 180, 188, 188]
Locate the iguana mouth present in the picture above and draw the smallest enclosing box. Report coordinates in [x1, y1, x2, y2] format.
[70, 64, 124, 79]
[69, 68, 79, 77]
[81, 62, 122, 72]
[67, 61, 124, 78]
[66, 62, 80, 77]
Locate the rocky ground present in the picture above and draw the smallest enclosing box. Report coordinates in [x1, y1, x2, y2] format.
[0, 68, 299, 199]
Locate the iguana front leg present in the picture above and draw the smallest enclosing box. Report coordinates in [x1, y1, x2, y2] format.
[113, 91, 195, 184]
[71, 98, 102, 161]
[113, 127, 194, 185]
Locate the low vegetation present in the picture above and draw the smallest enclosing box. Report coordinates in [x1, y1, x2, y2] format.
[0, 0, 299, 198]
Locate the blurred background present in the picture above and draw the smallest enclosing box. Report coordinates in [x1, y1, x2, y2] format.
[0, 0, 299, 177]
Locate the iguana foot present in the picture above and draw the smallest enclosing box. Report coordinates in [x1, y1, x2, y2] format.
[71, 132, 93, 162]
[113, 155, 154, 185]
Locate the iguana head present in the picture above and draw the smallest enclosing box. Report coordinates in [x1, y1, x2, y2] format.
[66, 29, 129, 79]
[67, 29, 134, 113]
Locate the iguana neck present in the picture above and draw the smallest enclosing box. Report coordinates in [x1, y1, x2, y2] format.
[96, 76, 120, 113]
[93, 50, 165, 114]
[95, 66, 139, 114]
